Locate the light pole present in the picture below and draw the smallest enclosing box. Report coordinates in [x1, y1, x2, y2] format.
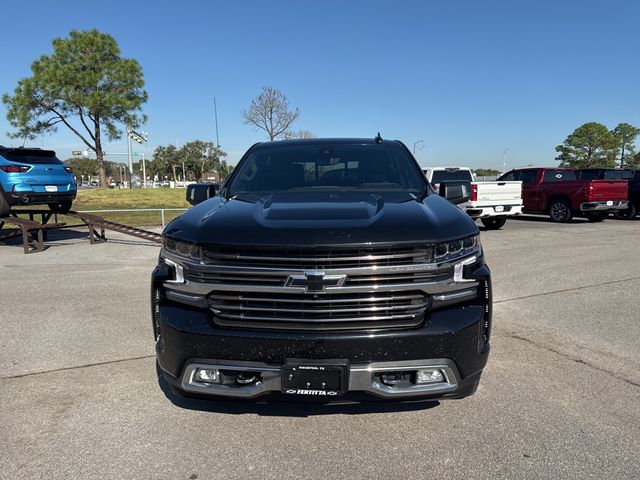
[126, 127, 132, 188]
[141, 152, 146, 187]
[127, 128, 148, 187]
[413, 140, 424, 154]
[502, 148, 509, 173]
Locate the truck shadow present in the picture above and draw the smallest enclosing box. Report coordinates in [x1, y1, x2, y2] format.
[156, 363, 440, 416]
[509, 215, 590, 224]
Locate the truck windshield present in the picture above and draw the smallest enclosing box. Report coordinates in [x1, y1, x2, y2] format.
[226, 143, 427, 197]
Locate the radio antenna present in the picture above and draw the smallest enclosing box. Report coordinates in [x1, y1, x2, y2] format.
[214, 97, 220, 148]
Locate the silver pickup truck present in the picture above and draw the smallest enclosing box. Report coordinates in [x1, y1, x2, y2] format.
[423, 166, 523, 229]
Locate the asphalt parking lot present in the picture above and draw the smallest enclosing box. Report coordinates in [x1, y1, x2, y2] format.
[1, 217, 639, 480]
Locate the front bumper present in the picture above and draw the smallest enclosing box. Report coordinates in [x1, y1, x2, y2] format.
[179, 358, 464, 399]
[152, 264, 492, 402]
[580, 200, 628, 211]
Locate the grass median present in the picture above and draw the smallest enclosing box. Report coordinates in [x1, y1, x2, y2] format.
[69, 188, 191, 226]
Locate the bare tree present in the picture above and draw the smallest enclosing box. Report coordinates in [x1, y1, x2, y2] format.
[284, 129, 316, 140]
[242, 87, 300, 140]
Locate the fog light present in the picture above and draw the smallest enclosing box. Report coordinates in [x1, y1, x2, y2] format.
[235, 372, 257, 385]
[380, 372, 403, 386]
[194, 368, 220, 384]
[416, 368, 444, 384]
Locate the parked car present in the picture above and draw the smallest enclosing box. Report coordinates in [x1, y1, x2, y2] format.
[152, 138, 492, 403]
[575, 168, 639, 219]
[423, 166, 523, 229]
[0, 146, 77, 216]
[497, 167, 628, 222]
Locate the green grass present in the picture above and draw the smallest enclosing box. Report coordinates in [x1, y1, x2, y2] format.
[14, 188, 190, 226]
[70, 188, 190, 226]
[74, 188, 189, 209]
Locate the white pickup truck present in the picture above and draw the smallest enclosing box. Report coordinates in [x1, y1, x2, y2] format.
[423, 166, 523, 229]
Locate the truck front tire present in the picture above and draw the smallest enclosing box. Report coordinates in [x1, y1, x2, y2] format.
[549, 199, 572, 223]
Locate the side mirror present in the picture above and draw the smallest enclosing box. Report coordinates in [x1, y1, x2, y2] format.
[438, 180, 471, 205]
[186, 183, 217, 205]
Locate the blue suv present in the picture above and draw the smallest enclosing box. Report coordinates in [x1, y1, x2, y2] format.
[0, 146, 77, 216]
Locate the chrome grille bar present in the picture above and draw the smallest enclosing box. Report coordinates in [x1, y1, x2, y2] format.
[207, 290, 429, 331]
[203, 245, 434, 269]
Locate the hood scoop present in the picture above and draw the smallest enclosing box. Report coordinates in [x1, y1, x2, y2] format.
[259, 193, 383, 221]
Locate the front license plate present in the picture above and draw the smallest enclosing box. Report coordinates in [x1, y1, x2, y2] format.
[606, 201, 613, 206]
[281, 359, 349, 397]
[495, 205, 504, 212]
[45, 185, 58, 192]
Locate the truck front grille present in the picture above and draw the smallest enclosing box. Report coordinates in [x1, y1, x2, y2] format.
[203, 245, 433, 270]
[208, 290, 429, 331]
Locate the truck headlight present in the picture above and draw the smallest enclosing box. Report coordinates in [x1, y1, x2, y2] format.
[160, 238, 202, 284]
[162, 237, 203, 261]
[434, 234, 480, 262]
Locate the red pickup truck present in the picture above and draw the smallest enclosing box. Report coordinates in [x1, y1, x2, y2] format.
[497, 168, 628, 222]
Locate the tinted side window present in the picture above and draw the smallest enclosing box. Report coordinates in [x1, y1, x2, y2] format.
[621, 170, 634, 180]
[543, 170, 576, 182]
[603, 170, 621, 180]
[519, 171, 537, 184]
[498, 171, 518, 181]
[577, 170, 599, 180]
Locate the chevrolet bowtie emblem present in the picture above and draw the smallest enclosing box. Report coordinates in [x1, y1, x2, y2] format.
[285, 271, 347, 292]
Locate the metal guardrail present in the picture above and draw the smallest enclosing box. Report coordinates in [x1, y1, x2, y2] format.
[76, 208, 188, 228]
[1, 208, 181, 253]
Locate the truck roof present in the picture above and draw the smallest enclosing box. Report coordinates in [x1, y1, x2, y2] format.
[511, 167, 573, 171]
[421, 166, 471, 171]
[253, 138, 402, 148]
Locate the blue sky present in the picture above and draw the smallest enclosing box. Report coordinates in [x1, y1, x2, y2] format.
[0, 0, 638, 170]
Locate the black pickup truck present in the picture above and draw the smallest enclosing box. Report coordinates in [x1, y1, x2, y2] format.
[151, 138, 492, 402]
[576, 168, 640, 219]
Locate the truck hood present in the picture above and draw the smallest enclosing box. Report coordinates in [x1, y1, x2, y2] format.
[165, 192, 478, 247]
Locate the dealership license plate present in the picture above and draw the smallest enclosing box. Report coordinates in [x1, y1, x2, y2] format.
[495, 205, 504, 212]
[45, 185, 58, 192]
[281, 359, 349, 397]
[606, 201, 613, 206]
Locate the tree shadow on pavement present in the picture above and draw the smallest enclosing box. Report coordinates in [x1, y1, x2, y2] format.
[155, 362, 440, 417]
